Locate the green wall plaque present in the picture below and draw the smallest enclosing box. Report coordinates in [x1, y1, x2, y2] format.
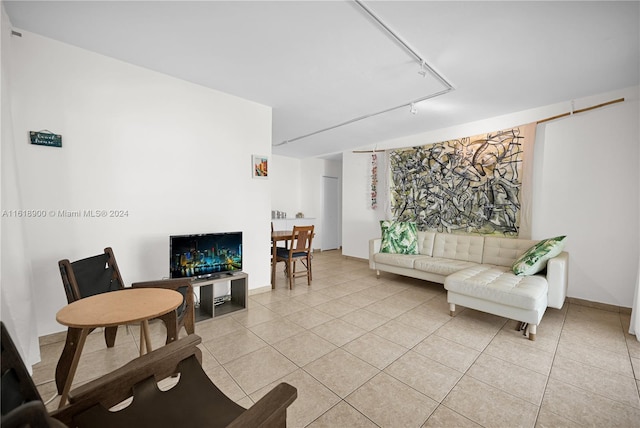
[30, 131, 62, 148]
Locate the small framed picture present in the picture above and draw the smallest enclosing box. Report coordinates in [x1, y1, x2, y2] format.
[252, 154, 269, 179]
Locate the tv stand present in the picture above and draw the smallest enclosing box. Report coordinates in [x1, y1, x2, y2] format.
[191, 272, 247, 321]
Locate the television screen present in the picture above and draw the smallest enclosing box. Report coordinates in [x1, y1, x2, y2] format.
[170, 232, 242, 280]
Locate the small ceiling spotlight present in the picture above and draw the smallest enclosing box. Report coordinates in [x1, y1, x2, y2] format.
[418, 61, 427, 77]
[409, 103, 417, 115]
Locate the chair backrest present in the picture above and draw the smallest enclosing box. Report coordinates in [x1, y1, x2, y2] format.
[1, 323, 42, 416]
[290, 225, 314, 254]
[1, 322, 60, 428]
[59, 247, 124, 303]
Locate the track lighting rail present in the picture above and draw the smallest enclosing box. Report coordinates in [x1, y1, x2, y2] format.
[274, 1, 454, 148]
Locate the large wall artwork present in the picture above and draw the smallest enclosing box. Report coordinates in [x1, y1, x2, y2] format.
[389, 124, 536, 236]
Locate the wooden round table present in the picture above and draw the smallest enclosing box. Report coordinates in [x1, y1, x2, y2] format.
[55, 288, 183, 407]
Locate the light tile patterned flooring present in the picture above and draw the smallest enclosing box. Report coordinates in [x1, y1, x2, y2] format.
[35, 250, 640, 427]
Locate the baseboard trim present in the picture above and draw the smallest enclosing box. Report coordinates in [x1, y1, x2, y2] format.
[568, 297, 632, 314]
[249, 285, 272, 296]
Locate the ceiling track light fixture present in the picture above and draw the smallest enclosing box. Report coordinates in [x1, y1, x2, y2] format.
[355, 1, 453, 89]
[273, 87, 452, 147]
[273, 1, 455, 148]
[418, 61, 427, 77]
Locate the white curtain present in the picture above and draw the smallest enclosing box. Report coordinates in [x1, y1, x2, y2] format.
[630, 258, 640, 341]
[1, 6, 41, 368]
[631, 134, 640, 341]
[631, 109, 640, 342]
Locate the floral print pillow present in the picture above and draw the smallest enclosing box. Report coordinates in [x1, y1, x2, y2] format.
[380, 221, 419, 255]
[512, 236, 566, 276]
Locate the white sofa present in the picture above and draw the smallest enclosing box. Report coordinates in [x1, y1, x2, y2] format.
[369, 231, 568, 340]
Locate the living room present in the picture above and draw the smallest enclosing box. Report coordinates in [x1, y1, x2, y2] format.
[1, 1, 639, 426]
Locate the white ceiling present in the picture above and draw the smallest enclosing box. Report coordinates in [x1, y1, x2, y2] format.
[4, 1, 639, 159]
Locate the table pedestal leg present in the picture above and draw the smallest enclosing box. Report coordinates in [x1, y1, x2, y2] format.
[57, 327, 89, 408]
[140, 320, 152, 356]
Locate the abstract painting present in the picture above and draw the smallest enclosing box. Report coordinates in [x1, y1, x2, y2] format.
[389, 124, 535, 236]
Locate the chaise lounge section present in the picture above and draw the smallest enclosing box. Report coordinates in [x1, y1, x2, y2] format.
[369, 231, 568, 340]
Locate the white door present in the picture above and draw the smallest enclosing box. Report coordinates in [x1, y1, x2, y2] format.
[322, 176, 340, 250]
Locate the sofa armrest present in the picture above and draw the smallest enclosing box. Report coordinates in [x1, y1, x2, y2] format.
[369, 238, 381, 269]
[546, 251, 569, 309]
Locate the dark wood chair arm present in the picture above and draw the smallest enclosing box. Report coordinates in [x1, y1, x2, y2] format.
[50, 335, 202, 426]
[227, 383, 297, 428]
[130, 278, 192, 290]
[131, 278, 196, 339]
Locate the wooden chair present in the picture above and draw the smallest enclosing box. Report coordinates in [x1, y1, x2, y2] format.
[57, 248, 195, 396]
[275, 225, 314, 289]
[1, 322, 298, 428]
[1, 322, 66, 428]
[271, 222, 288, 269]
[58, 248, 124, 348]
[130, 278, 195, 340]
[59, 248, 195, 344]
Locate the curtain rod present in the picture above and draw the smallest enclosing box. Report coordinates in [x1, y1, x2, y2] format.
[537, 98, 624, 124]
[352, 97, 626, 153]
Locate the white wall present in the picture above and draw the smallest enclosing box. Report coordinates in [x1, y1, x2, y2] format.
[270, 155, 343, 250]
[5, 30, 273, 335]
[533, 101, 639, 306]
[270, 155, 301, 218]
[342, 150, 387, 255]
[343, 87, 639, 308]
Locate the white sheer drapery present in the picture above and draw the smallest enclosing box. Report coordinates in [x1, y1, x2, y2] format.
[1, 6, 41, 368]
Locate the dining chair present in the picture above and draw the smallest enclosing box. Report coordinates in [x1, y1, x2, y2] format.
[275, 225, 314, 289]
[271, 221, 288, 249]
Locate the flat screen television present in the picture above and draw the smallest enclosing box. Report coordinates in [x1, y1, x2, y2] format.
[170, 232, 242, 280]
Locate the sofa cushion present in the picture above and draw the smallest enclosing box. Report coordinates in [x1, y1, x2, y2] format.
[483, 237, 538, 267]
[432, 233, 484, 263]
[417, 231, 436, 256]
[414, 257, 480, 276]
[512, 236, 566, 276]
[445, 265, 548, 310]
[373, 253, 431, 269]
[380, 221, 419, 255]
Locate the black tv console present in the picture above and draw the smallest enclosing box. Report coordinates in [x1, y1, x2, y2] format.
[191, 272, 248, 321]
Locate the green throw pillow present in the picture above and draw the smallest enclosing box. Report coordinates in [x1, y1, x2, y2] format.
[380, 221, 419, 255]
[512, 236, 566, 276]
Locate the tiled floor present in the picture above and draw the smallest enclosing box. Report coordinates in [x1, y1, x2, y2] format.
[35, 250, 640, 427]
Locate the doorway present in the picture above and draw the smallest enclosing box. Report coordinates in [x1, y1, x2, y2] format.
[322, 176, 340, 250]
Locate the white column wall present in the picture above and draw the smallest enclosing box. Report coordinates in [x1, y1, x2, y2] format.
[6, 30, 272, 336]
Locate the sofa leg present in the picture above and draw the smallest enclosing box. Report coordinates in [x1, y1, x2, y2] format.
[517, 321, 527, 332]
[376, 270, 380, 279]
[528, 324, 537, 341]
[449, 303, 455, 317]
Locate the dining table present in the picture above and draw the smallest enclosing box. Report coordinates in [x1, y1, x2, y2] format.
[55, 287, 183, 407]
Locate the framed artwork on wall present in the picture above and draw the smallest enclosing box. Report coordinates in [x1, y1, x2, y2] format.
[252, 154, 268, 179]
